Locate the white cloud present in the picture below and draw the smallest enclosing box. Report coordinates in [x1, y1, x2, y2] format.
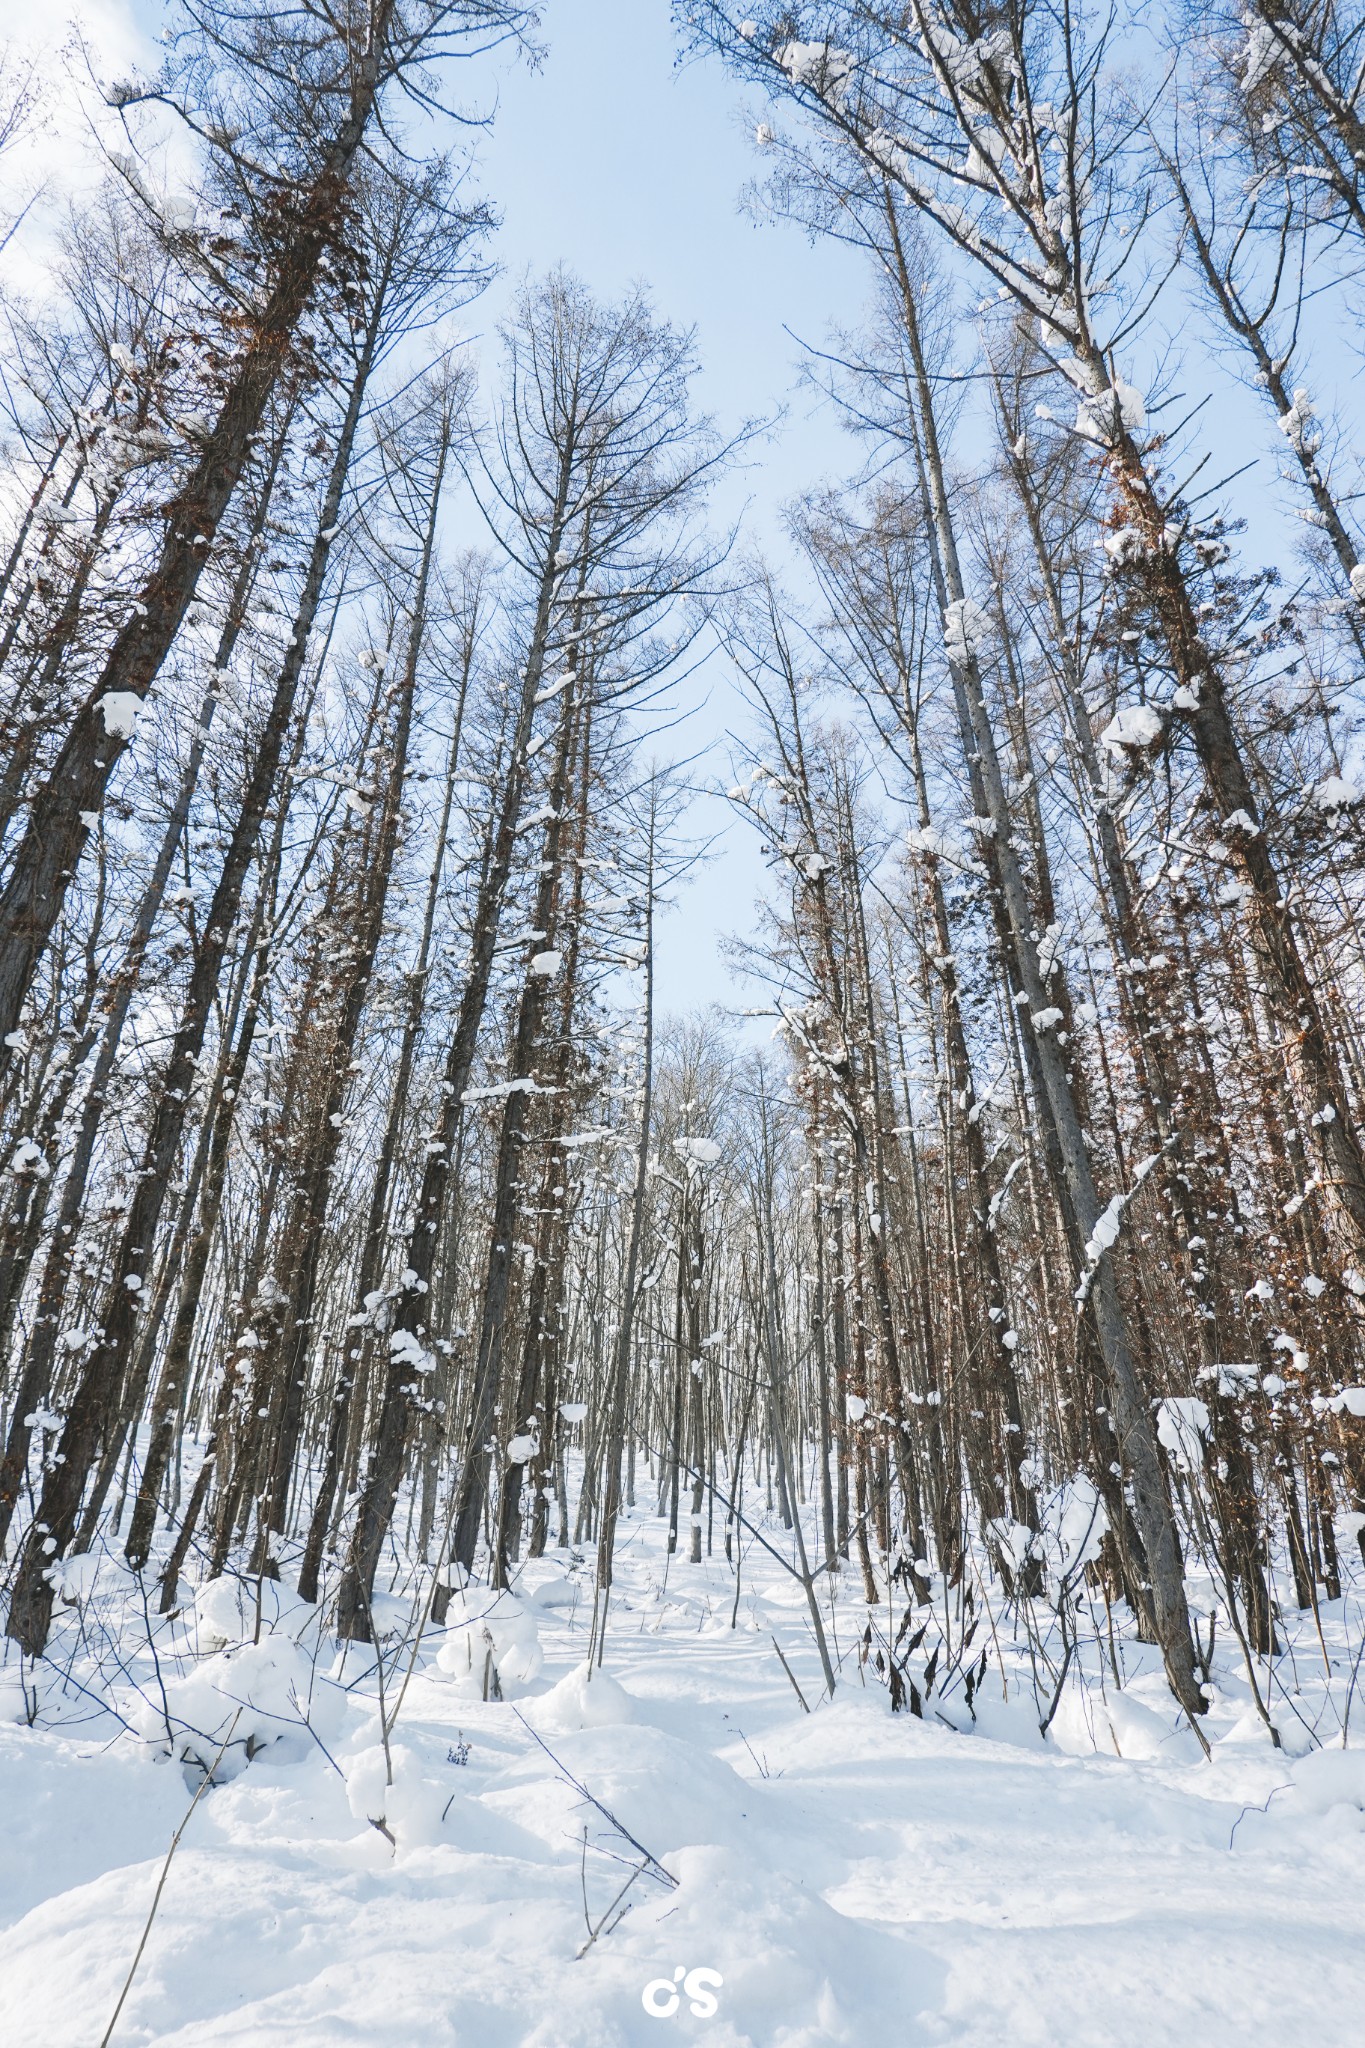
[3, 1, 149, 295]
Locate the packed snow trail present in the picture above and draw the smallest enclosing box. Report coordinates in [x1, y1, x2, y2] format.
[0, 1504, 1362, 2047]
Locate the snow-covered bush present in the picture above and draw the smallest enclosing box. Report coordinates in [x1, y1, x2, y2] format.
[130, 1632, 344, 1782]
[435, 1592, 543, 1698]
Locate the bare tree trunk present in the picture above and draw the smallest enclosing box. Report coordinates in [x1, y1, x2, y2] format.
[0, 9, 402, 1068]
[588, 798, 657, 1670]
[334, 450, 576, 1640]
[6, 312, 381, 1654]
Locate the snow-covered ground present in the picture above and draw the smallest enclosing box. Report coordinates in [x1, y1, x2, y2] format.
[1, 1497, 1363, 2047]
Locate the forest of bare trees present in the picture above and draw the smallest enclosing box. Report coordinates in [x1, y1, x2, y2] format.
[2, 0, 1364, 1803]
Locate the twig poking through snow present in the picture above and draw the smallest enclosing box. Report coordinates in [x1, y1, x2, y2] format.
[97, 1708, 243, 2048]
[510, 1705, 678, 1892]
[772, 1634, 811, 1712]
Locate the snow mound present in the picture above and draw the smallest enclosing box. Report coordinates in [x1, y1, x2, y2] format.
[524, 1659, 636, 1732]
[651, 1840, 934, 2042]
[190, 1571, 317, 1650]
[364, 1588, 413, 1641]
[131, 1635, 344, 1780]
[520, 1564, 581, 1612]
[193, 1574, 255, 1649]
[345, 1741, 450, 1849]
[1048, 1679, 1200, 1761]
[436, 1592, 543, 1696]
[48, 1550, 106, 1606]
[1292, 1744, 1365, 1816]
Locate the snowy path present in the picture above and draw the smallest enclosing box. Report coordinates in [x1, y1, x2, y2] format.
[1, 1511, 1362, 2046]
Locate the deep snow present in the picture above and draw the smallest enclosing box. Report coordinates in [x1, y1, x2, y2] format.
[1, 1494, 1363, 2047]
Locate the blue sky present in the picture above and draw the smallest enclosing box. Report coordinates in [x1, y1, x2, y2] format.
[472, 2, 868, 1022]
[14, 0, 870, 1023]
[12, 0, 1354, 1023]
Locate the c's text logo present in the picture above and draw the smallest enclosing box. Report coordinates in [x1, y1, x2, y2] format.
[640, 1966, 724, 2019]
